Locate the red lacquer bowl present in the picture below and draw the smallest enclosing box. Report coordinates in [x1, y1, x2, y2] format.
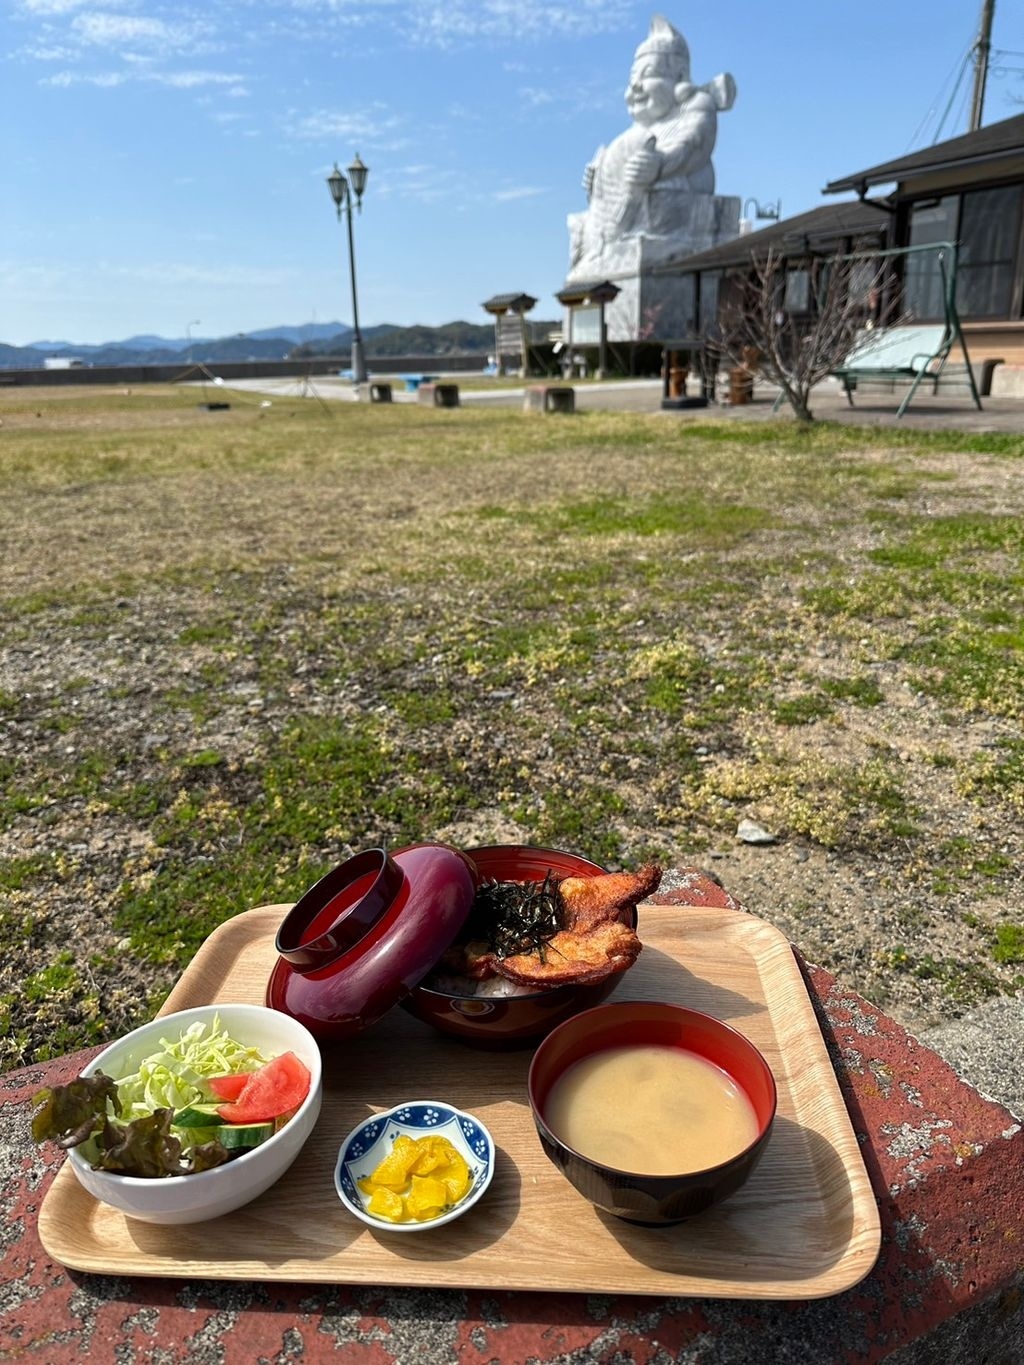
[266, 843, 477, 1040]
[528, 1002, 777, 1224]
[401, 844, 638, 1049]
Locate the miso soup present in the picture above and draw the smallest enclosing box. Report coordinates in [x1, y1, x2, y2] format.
[544, 1043, 760, 1175]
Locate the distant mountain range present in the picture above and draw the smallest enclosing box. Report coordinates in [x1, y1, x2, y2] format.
[0, 318, 558, 370]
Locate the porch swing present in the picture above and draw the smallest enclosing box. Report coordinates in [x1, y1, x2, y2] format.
[828, 240, 983, 417]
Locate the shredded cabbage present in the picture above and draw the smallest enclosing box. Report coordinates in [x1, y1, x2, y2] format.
[114, 1015, 267, 1124]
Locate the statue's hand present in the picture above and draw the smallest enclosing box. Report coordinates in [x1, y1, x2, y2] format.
[624, 135, 662, 189]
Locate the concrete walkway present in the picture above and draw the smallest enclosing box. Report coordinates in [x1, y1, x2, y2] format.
[214, 372, 1024, 431]
[699, 384, 1024, 433]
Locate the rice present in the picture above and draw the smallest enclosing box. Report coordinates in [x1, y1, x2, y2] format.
[474, 977, 537, 998]
[420, 971, 540, 999]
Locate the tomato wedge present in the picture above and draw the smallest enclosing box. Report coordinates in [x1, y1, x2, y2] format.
[215, 1052, 311, 1124]
[206, 1072, 250, 1102]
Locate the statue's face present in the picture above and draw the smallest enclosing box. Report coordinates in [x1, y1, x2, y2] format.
[625, 57, 677, 126]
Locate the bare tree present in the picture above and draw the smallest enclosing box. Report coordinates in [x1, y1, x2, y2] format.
[716, 248, 902, 423]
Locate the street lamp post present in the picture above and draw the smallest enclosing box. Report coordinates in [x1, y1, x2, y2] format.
[326, 155, 369, 386]
[743, 198, 782, 223]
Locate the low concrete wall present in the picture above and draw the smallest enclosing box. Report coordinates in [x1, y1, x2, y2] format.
[0, 355, 489, 388]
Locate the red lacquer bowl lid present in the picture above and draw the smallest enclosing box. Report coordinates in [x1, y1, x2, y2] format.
[266, 842, 477, 1040]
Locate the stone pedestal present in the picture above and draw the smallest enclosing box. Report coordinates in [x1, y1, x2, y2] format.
[565, 193, 740, 343]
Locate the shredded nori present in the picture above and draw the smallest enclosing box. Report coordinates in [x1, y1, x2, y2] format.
[466, 872, 563, 961]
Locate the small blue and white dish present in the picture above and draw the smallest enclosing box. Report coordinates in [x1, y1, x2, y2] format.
[334, 1099, 495, 1232]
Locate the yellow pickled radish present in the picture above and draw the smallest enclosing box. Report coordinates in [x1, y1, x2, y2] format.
[439, 1157, 470, 1203]
[367, 1133, 419, 1190]
[409, 1138, 448, 1175]
[406, 1174, 447, 1218]
[366, 1187, 404, 1221]
[360, 1133, 473, 1222]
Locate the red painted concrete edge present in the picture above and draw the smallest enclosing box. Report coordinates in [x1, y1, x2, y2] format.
[793, 953, 1024, 1346]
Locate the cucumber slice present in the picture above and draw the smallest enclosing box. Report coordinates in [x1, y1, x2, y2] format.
[218, 1121, 275, 1151]
[173, 1102, 226, 1128]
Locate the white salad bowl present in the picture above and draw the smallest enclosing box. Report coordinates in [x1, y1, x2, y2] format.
[66, 1003, 323, 1224]
[335, 1099, 495, 1232]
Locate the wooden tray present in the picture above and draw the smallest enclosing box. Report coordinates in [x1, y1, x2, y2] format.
[38, 904, 881, 1298]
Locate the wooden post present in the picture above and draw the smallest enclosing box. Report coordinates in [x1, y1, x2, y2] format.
[970, 0, 996, 130]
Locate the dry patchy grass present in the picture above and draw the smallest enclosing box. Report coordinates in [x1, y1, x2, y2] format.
[1, 384, 1023, 1067]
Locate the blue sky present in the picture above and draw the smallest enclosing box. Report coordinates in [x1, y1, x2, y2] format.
[3, 1, 1023, 345]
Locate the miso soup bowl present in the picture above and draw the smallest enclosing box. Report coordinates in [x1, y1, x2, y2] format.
[527, 1001, 777, 1225]
[402, 844, 638, 1050]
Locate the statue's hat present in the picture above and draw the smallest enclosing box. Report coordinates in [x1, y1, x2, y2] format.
[633, 15, 690, 79]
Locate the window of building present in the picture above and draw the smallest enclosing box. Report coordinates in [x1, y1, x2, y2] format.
[903, 186, 1024, 320]
[784, 268, 810, 313]
[904, 197, 958, 319]
[957, 184, 1023, 318]
[698, 271, 720, 334]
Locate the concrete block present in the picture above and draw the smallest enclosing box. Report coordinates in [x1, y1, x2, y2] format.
[524, 385, 575, 414]
[418, 383, 460, 408]
[990, 363, 1024, 398]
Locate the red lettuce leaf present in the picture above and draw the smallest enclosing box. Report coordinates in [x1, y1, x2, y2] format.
[31, 1071, 119, 1148]
[32, 1076, 233, 1177]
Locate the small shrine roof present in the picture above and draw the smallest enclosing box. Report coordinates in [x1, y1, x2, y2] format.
[482, 292, 538, 315]
[555, 280, 620, 305]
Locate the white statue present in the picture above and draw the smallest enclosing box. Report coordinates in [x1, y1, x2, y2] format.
[568, 15, 736, 282]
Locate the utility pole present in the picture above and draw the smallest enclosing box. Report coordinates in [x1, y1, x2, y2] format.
[969, 0, 996, 131]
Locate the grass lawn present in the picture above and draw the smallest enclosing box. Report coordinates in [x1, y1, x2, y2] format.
[1, 382, 1023, 1067]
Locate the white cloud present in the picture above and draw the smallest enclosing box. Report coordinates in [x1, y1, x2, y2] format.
[378, 162, 468, 205]
[17, 0, 635, 64]
[285, 106, 403, 143]
[43, 68, 126, 86]
[71, 11, 212, 51]
[493, 185, 545, 201]
[20, 0, 96, 13]
[42, 67, 246, 88]
[518, 86, 556, 108]
[407, 0, 632, 46]
[161, 71, 246, 90]
[24, 43, 79, 60]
